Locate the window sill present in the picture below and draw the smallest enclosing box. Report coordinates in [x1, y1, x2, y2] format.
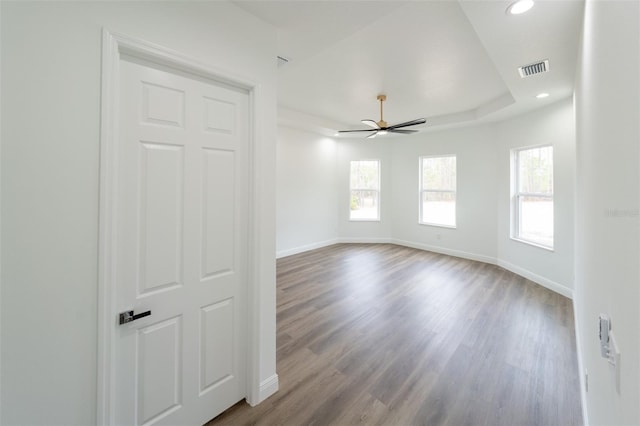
[418, 222, 456, 229]
[510, 237, 554, 252]
[349, 219, 381, 222]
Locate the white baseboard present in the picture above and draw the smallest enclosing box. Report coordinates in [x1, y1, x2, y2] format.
[336, 237, 393, 244]
[497, 259, 573, 299]
[391, 238, 498, 265]
[276, 238, 573, 299]
[390, 240, 572, 300]
[276, 239, 339, 259]
[249, 374, 279, 406]
[573, 298, 589, 426]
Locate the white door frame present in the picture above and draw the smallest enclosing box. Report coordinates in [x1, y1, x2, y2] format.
[97, 30, 263, 425]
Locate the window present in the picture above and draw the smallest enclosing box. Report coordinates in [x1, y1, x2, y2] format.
[349, 160, 380, 221]
[419, 155, 456, 227]
[512, 145, 554, 249]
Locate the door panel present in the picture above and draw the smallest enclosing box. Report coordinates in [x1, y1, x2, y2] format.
[138, 142, 184, 294]
[114, 57, 248, 426]
[202, 149, 236, 278]
[137, 317, 182, 425]
[203, 97, 235, 134]
[200, 300, 234, 392]
[141, 82, 185, 128]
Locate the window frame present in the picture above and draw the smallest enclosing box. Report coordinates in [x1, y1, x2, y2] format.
[510, 144, 554, 250]
[418, 154, 457, 228]
[349, 159, 381, 222]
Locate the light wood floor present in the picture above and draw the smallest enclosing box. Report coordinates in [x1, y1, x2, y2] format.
[209, 244, 583, 426]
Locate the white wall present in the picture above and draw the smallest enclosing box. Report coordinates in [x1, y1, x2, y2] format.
[1, 2, 277, 425]
[496, 98, 576, 297]
[276, 99, 575, 297]
[390, 124, 499, 264]
[574, 0, 640, 424]
[276, 126, 338, 257]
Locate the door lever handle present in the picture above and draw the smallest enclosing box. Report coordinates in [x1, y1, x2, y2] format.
[119, 309, 151, 325]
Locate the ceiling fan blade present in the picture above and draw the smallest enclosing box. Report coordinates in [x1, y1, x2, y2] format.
[367, 131, 378, 139]
[389, 129, 418, 134]
[361, 119, 380, 129]
[338, 129, 379, 133]
[387, 118, 427, 130]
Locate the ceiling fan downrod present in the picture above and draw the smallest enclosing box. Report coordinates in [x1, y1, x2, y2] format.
[377, 94, 388, 128]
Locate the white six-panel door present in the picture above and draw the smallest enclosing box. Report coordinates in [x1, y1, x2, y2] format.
[114, 57, 248, 426]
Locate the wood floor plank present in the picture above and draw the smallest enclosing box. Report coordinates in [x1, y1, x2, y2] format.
[208, 244, 582, 426]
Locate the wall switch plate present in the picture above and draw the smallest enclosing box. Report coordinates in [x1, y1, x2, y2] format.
[609, 331, 621, 394]
[584, 370, 588, 392]
[599, 314, 611, 358]
[598, 314, 621, 394]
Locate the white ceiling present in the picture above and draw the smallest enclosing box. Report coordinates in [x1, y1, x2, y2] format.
[234, 0, 585, 135]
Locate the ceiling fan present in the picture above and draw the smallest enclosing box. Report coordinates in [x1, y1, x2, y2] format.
[338, 94, 426, 138]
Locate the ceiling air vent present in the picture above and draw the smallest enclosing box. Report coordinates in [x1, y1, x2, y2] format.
[277, 56, 290, 68]
[518, 59, 549, 78]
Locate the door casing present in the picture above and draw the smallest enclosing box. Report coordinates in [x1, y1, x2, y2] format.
[97, 30, 265, 425]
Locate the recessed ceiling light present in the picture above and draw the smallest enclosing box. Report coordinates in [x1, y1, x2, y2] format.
[536, 93, 550, 99]
[507, 0, 534, 15]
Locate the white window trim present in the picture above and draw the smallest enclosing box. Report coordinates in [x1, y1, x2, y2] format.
[510, 144, 554, 250]
[349, 159, 381, 222]
[418, 154, 457, 228]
